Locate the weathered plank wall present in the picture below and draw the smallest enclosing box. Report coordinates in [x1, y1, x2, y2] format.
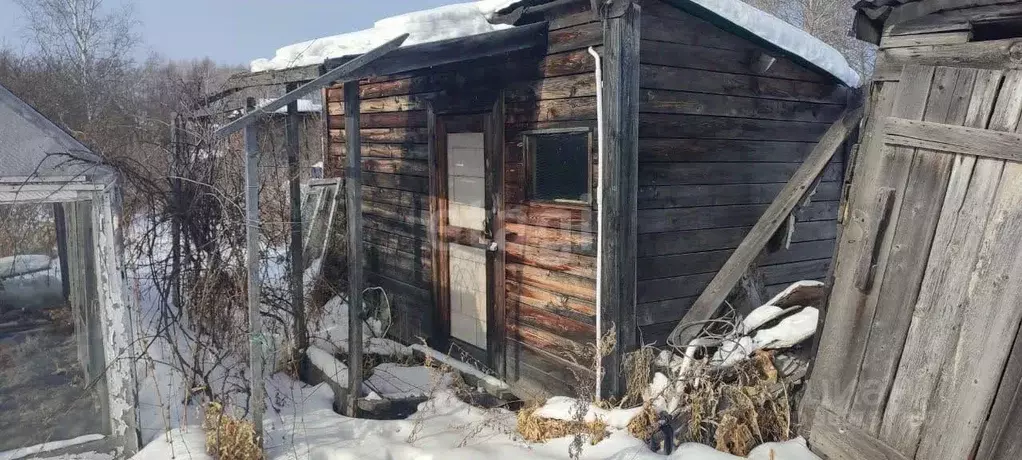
[635, 0, 849, 344]
[325, 0, 602, 396]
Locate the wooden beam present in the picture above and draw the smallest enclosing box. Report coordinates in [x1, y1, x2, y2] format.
[226, 65, 322, 89]
[285, 83, 309, 378]
[879, 38, 1022, 71]
[344, 80, 364, 418]
[598, 0, 640, 398]
[54, 203, 70, 301]
[322, 22, 548, 78]
[215, 34, 409, 139]
[884, 116, 1022, 162]
[243, 97, 265, 442]
[879, 31, 972, 49]
[668, 106, 863, 348]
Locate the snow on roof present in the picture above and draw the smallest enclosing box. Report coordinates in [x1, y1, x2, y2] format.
[684, 0, 862, 87]
[250, 0, 860, 87]
[250, 1, 522, 72]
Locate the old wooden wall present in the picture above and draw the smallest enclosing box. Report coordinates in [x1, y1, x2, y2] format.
[635, 0, 850, 344]
[325, 0, 602, 396]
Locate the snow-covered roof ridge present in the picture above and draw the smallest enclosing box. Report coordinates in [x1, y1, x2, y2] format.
[250, 1, 523, 72]
[250, 0, 860, 87]
[683, 0, 862, 87]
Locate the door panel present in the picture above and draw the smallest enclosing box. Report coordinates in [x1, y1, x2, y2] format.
[446, 131, 489, 348]
[431, 109, 503, 364]
[808, 66, 1022, 460]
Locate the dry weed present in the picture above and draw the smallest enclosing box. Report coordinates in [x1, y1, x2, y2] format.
[45, 307, 74, 334]
[203, 402, 263, 460]
[668, 349, 793, 456]
[626, 403, 659, 441]
[623, 347, 655, 407]
[516, 405, 608, 445]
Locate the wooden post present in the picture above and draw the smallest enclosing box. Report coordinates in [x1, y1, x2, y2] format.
[598, 0, 641, 398]
[344, 81, 364, 416]
[170, 113, 183, 316]
[243, 97, 265, 440]
[285, 83, 309, 376]
[53, 202, 70, 301]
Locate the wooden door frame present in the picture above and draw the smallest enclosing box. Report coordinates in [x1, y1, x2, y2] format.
[427, 98, 506, 376]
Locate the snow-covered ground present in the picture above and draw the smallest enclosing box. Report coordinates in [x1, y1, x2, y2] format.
[1, 220, 825, 460]
[132, 372, 820, 460]
[0, 255, 62, 311]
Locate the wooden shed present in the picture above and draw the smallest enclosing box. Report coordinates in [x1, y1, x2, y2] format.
[236, 0, 860, 397]
[804, 1, 1022, 459]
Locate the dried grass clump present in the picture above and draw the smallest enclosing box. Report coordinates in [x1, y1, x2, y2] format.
[674, 350, 792, 456]
[623, 347, 655, 407]
[516, 406, 608, 445]
[45, 307, 75, 333]
[203, 402, 263, 460]
[627, 403, 659, 441]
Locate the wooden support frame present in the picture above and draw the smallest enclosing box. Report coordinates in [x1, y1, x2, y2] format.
[215, 34, 409, 139]
[242, 97, 266, 440]
[598, 0, 641, 398]
[344, 81, 365, 417]
[285, 83, 309, 377]
[1, 178, 142, 454]
[668, 106, 864, 349]
[884, 116, 1022, 161]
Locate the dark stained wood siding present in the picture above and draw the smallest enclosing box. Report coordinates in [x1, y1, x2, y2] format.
[325, 1, 601, 397]
[635, 0, 848, 345]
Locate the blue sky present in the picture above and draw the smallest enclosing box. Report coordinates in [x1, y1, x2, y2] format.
[0, 0, 460, 66]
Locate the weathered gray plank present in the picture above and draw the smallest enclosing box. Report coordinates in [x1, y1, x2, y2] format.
[851, 187, 895, 292]
[807, 66, 931, 421]
[976, 308, 1022, 460]
[850, 67, 986, 436]
[666, 106, 862, 348]
[880, 38, 1022, 71]
[884, 116, 1022, 162]
[344, 80, 365, 417]
[878, 31, 972, 49]
[879, 71, 1021, 455]
[913, 71, 1022, 460]
[810, 407, 910, 460]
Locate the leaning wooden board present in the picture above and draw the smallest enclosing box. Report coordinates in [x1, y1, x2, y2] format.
[666, 106, 863, 348]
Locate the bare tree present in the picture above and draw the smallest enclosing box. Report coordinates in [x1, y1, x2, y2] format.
[14, 0, 138, 125]
[745, 0, 876, 78]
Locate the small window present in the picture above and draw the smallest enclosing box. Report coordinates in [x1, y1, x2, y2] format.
[525, 130, 591, 205]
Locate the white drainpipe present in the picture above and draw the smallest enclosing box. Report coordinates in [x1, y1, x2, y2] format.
[588, 46, 605, 400]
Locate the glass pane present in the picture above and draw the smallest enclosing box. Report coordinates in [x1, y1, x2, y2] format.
[446, 133, 485, 231]
[531, 132, 589, 203]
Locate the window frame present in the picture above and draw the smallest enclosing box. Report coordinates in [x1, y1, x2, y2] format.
[521, 127, 594, 208]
